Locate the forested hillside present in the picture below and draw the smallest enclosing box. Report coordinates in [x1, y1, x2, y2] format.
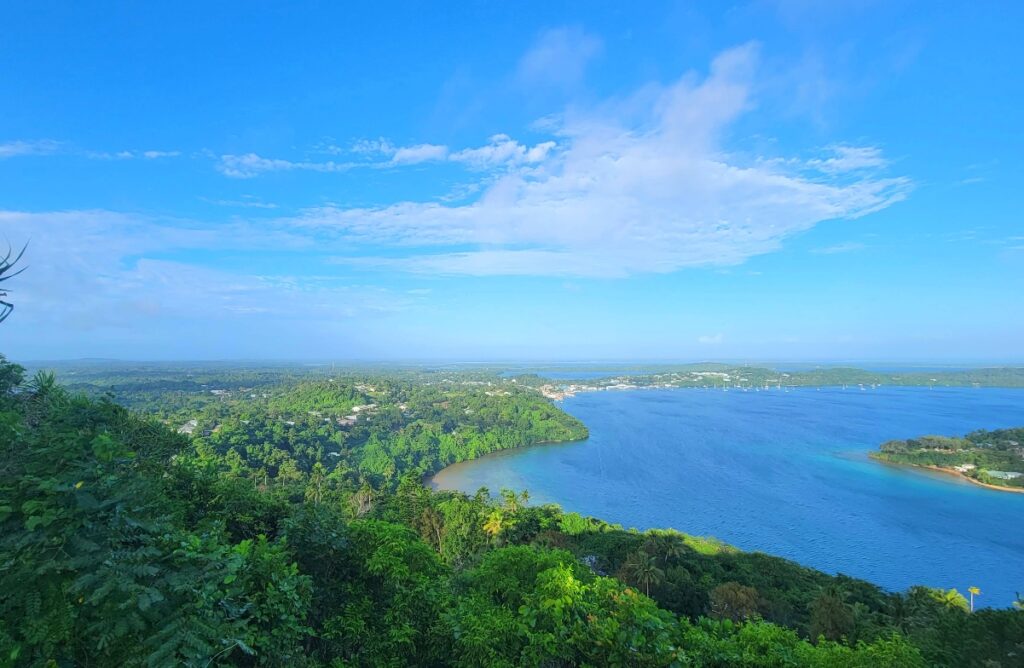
[2, 356, 1023, 666]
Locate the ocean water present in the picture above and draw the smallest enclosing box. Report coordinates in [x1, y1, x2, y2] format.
[431, 386, 1024, 607]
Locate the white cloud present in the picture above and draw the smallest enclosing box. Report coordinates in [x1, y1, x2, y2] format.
[697, 334, 724, 345]
[0, 210, 412, 331]
[218, 153, 356, 178]
[219, 141, 449, 176]
[352, 139, 450, 166]
[389, 143, 449, 165]
[85, 150, 136, 160]
[0, 139, 60, 158]
[332, 250, 639, 278]
[350, 138, 395, 155]
[142, 150, 181, 159]
[810, 241, 866, 254]
[1, 141, 181, 162]
[517, 27, 603, 89]
[201, 195, 279, 209]
[302, 44, 908, 277]
[4, 44, 911, 308]
[227, 136, 554, 174]
[808, 145, 888, 174]
[449, 134, 556, 170]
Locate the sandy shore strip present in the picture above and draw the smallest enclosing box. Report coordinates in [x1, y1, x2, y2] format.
[874, 457, 1024, 494]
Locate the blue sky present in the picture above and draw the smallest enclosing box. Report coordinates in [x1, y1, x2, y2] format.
[1, 1, 1022, 361]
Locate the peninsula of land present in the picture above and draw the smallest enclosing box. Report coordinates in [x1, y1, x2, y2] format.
[871, 427, 1024, 493]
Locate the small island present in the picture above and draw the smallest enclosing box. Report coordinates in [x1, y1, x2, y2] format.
[872, 427, 1024, 493]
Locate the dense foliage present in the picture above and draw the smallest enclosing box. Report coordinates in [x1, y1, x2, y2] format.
[875, 428, 1024, 490]
[3, 357, 1023, 666]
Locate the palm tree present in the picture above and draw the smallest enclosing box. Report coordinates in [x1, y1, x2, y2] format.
[482, 509, 505, 543]
[935, 588, 969, 612]
[644, 534, 687, 566]
[709, 582, 760, 621]
[500, 489, 520, 514]
[887, 595, 911, 633]
[351, 484, 375, 517]
[621, 551, 665, 597]
[809, 585, 855, 642]
[968, 586, 981, 613]
[417, 506, 444, 550]
[305, 462, 326, 505]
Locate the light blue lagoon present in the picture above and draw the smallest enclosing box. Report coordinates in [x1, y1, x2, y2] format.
[431, 386, 1024, 606]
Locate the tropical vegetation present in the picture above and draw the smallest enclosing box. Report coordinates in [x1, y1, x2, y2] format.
[3, 356, 1024, 665]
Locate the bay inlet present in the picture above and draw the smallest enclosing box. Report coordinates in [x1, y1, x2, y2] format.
[431, 385, 1024, 607]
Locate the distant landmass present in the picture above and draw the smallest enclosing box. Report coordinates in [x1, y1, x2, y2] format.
[500, 365, 1024, 400]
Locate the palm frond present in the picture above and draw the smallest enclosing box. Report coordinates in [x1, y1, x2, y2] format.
[0, 242, 27, 322]
[0, 241, 28, 282]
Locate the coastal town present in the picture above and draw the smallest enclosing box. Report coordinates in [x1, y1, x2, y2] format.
[536, 370, 766, 400]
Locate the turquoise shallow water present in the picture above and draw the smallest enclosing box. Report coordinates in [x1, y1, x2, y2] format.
[431, 386, 1024, 607]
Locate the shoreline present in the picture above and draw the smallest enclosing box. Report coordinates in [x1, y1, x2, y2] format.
[427, 396, 1023, 607]
[540, 382, 1024, 402]
[872, 456, 1024, 494]
[423, 435, 589, 491]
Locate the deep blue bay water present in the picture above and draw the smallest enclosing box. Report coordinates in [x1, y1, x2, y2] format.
[431, 386, 1024, 606]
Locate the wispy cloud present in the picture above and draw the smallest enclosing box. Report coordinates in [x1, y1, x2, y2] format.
[810, 241, 866, 255]
[1, 140, 180, 161]
[219, 134, 558, 177]
[346, 138, 450, 165]
[516, 27, 603, 89]
[87, 149, 182, 160]
[218, 140, 450, 177]
[449, 134, 556, 170]
[0, 209, 415, 331]
[349, 138, 393, 155]
[808, 145, 888, 174]
[201, 195, 279, 209]
[390, 143, 449, 165]
[697, 333, 724, 345]
[85, 150, 136, 160]
[0, 139, 61, 158]
[141, 150, 181, 159]
[217, 153, 357, 178]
